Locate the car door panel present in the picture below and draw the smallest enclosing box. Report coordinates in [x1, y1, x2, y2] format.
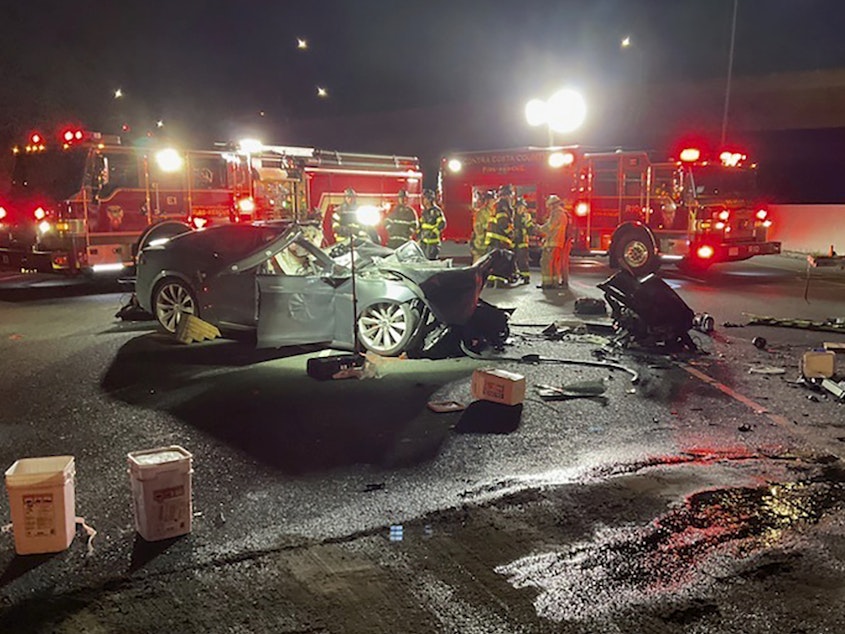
[256, 275, 337, 348]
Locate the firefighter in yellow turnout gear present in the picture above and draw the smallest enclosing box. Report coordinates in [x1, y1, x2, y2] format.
[485, 185, 515, 287]
[419, 189, 446, 260]
[470, 190, 494, 263]
[538, 194, 573, 289]
[513, 197, 535, 284]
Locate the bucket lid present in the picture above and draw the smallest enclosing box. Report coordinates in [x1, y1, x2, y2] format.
[128, 445, 192, 468]
[5, 455, 75, 486]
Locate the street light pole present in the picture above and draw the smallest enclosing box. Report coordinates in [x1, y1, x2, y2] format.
[721, 0, 739, 146]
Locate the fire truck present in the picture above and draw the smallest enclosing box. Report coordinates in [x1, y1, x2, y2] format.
[1, 127, 422, 274]
[439, 144, 781, 274]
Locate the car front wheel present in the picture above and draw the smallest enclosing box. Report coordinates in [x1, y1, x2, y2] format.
[357, 301, 417, 357]
[153, 278, 198, 333]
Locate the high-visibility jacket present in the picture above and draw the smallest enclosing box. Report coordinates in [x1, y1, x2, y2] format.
[486, 199, 514, 249]
[385, 203, 420, 248]
[332, 202, 367, 241]
[471, 203, 492, 254]
[539, 206, 571, 248]
[420, 205, 446, 245]
[513, 207, 535, 249]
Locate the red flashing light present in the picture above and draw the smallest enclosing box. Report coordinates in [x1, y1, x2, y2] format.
[75, 130, 83, 140]
[33, 207, 46, 220]
[755, 208, 768, 221]
[717, 210, 730, 222]
[679, 148, 701, 162]
[696, 245, 715, 260]
[574, 202, 589, 217]
[64, 130, 74, 142]
[192, 217, 208, 229]
[30, 133, 42, 145]
[0, 207, 7, 220]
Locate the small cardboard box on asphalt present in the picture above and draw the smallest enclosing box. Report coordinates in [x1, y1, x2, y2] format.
[127, 446, 193, 542]
[471, 368, 526, 406]
[801, 350, 836, 379]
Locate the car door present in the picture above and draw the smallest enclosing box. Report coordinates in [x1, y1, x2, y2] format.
[255, 272, 338, 348]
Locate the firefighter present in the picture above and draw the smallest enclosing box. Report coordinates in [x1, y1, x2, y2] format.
[512, 197, 535, 284]
[384, 189, 419, 249]
[419, 189, 446, 260]
[485, 184, 515, 287]
[538, 194, 573, 290]
[470, 190, 494, 263]
[332, 188, 365, 242]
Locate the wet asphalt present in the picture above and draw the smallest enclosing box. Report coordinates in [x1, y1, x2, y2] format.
[1, 257, 845, 632]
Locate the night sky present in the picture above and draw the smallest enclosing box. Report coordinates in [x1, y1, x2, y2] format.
[2, 0, 845, 147]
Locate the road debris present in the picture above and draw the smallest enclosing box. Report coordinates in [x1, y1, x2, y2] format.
[752, 336, 768, 349]
[427, 400, 467, 413]
[573, 297, 607, 316]
[471, 368, 526, 406]
[748, 366, 786, 375]
[692, 312, 715, 333]
[801, 350, 836, 379]
[455, 400, 522, 434]
[535, 380, 608, 403]
[745, 314, 845, 334]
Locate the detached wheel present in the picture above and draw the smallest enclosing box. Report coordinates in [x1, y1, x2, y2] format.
[611, 226, 659, 276]
[153, 278, 198, 333]
[357, 301, 418, 357]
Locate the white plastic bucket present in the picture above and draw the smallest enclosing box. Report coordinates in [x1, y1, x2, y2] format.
[127, 445, 193, 542]
[5, 455, 76, 555]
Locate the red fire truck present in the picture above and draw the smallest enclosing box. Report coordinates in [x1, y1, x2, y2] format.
[1, 128, 422, 274]
[439, 144, 781, 274]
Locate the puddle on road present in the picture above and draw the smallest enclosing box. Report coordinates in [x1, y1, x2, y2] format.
[495, 464, 845, 623]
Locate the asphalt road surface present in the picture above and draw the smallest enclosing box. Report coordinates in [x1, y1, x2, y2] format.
[1, 255, 845, 633]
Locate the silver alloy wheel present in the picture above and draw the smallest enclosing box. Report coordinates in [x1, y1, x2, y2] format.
[154, 280, 197, 333]
[357, 301, 414, 356]
[622, 239, 650, 270]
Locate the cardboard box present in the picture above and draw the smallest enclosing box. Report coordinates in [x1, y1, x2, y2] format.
[471, 368, 526, 406]
[801, 350, 836, 379]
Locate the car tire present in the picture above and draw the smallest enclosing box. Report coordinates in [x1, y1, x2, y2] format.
[152, 277, 199, 334]
[357, 301, 418, 357]
[135, 221, 192, 258]
[610, 226, 659, 276]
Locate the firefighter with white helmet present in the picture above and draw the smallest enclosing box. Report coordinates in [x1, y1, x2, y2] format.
[538, 194, 573, 289]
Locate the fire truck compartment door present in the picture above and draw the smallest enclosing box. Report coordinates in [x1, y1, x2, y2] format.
[255, 275, 336, 348]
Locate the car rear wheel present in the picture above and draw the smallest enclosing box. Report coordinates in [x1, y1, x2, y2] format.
[153, 278, 198, 334]
[357, 301, 417, 357]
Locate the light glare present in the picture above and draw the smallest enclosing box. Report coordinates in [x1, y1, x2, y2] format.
[155, 148, 184, 173]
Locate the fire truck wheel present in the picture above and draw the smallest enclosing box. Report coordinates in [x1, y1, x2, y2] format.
[153, 278, 198, 334]
[611, 226, 659, 276]
[357, 301, 419, 357]
[135, 221, 193, 257]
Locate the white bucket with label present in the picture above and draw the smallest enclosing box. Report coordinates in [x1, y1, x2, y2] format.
[5, 455, 76, 555]
[127, 445, 193, 542]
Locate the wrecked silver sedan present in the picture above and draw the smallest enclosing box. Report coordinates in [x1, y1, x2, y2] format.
[135, 223, 512, 356]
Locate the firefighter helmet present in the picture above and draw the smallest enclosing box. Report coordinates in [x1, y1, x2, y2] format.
[498, 184, 513, 197]
[546, 194, 562, 206]
[344, 188, 356, 197]
[397, 189, 408, 199]
[422, 188, 435, 201]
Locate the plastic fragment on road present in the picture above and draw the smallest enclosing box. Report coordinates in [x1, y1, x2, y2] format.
[427, 400, 467, 413]
[535, 380, 608, 402]
[747, 364, 784, 375]
[175, 314, 221, 344]
[471, 368, 526, 406]
[801, 350, 836, 379]
[76, 516, 97, 556]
